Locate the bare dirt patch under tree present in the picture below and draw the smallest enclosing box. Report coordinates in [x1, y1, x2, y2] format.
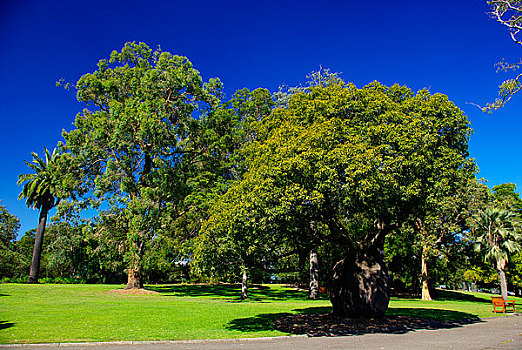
[106, 288, 159, 295]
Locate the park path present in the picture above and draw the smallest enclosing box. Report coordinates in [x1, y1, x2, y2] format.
[1, 315, 520, 350]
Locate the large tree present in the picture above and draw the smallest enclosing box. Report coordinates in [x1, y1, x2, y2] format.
[197, 81, 472, 317]
[17, 147, 61, 283]
[61, 42, 221, 289]
[414, 171, 478, 301]
[191, 87, 276, 297]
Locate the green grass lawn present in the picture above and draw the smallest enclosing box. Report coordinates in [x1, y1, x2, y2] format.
[0, 283, 520, 344]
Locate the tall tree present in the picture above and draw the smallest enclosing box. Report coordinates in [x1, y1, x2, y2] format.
[414, 172, 478, 301]
[190, 87, 275, 298]
[17, 147, 61, 283]
[473, 207, 522, 300]
[60, 42, 221, 289]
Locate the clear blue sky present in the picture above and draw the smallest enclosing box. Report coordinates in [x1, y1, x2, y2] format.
[1, 0, 521, 236]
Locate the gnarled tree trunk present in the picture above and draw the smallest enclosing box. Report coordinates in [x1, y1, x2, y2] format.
[329, 221, 390, 319]
[125, 241, 144, 289]
[309, 248, 319, 299]
[125, 260, 142, 289]
[28, 205, 49, 284]
[330, 247, 390, 318]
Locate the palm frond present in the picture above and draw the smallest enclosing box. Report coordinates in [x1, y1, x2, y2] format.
[18, 147, 62, 210]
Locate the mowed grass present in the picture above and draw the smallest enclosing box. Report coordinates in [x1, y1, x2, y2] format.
[0, 283, 520, 344]
[0, 283, 329, 344]
[388, 289, 522, 320]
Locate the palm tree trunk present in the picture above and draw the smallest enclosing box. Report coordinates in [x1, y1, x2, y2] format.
[28, 205, 49, 283]
[309, 248, 319, 299]
[241, 267, 248, 300]
[421, 245, 432, 301]
[498, 258, 508, 301]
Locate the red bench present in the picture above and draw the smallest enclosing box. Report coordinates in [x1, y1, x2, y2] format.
[491, 296, 516, 313]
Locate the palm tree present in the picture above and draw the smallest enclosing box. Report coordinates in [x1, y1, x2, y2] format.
[474, 208, 522, 300]
[17, 147, 61, 283]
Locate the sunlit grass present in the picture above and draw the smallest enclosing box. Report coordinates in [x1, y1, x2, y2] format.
[0, 283, 328, 344]
[0, 283, 519, 344]
[389, 289, 521, 320]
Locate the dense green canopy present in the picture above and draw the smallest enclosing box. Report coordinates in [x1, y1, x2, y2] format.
[11, 41, 521, 308]
[60, 42, 222, 288]
[195, 81, 474, 292]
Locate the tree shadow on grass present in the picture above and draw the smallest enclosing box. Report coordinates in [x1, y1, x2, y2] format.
[226, 306, 482, 337]
[226, 313, 293, 332]
[0, 294, 9, 297]
[0, 321, 15, 330]
[146, 284, 318, 301]
[385, 307, 479, 321]
[429, 289, 491, 304]
[147, 284, 239, 298]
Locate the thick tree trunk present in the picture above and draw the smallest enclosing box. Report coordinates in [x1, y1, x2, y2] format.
[309, 248, 319, 299]
[28, 205, 49, 283]
[124, 151, 151, 290]
[330, 244, 390, 319]
[421, 246, 432, 301]
[241, 267, 248, 300]
[125, 259, 142, 289]
[125, 241, 144, 289]
[497, 258, 508, 301]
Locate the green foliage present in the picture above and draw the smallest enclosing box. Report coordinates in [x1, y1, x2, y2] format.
[462, 182, 522, 291]
[471, 205, 522, 297]
[0, 201, 20, 247]
[492, 183, 522, 211]
[17, 147, 63, 282]
[385, 225, 421, 290]
[473, 208, 522, 264]
[17, 147, 61, 210]
[462, 264, 498, 285]
[60, 42, 223, 284]
[0, 202, 25, 279]
[195, 80, 473, 284]
[9, 223, 125, 284]
[506, 252, 522, 287]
